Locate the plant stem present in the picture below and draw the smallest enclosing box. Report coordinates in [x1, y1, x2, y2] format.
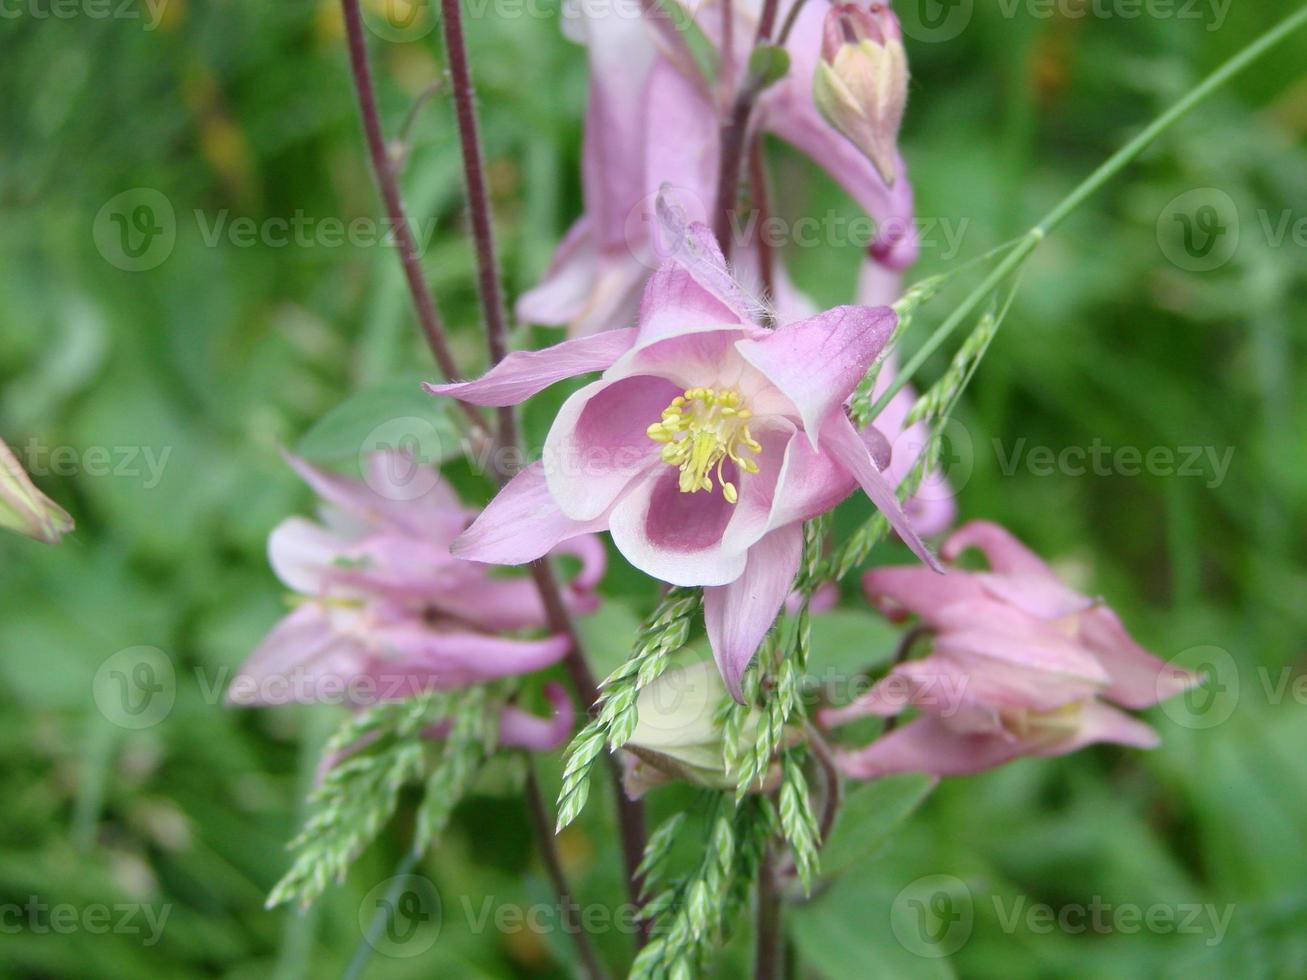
[748, 135, 777, 316]
[774, 0, 810, 48]
[524, 760, 610, 980]
[754, 848, 783, 980]
[338, 0, 489, 441]
[342, 849, 420, 980]
[804, 723, 843, 846]
[870, 3, 1307, 418]
[435, 0, 651, 939]
[439, 0, 519, 464]
[713, 0, 782, 254]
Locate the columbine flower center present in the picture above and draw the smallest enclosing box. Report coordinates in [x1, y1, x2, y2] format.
[646, 387, 761, 504]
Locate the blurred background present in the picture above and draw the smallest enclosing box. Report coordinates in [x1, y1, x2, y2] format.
[2, 0, 1306, 976]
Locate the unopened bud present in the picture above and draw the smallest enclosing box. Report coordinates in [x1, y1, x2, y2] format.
[813, 3, 908, 186]
[0, 438, 73, 543]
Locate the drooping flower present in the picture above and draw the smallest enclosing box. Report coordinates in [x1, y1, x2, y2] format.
[813, 2, 909, 186]
[428, 205, 939, 701]
[818, 521, 1200, 778]
[228, 452, 602, 750]
[0, 437, 73, 544]
[518, 0, 918, 338]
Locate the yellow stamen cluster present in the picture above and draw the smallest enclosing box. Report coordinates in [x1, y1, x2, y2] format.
[646, 387, 762, 504]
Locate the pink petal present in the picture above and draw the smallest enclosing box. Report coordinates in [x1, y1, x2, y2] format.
[608, 466, 749, 587]
[267, 517, 347, 595]
[904, 476, 958, 538]
[452, 462, 610, 566]
[227, 605, 363, 706]
[548, 532, 609, 594]
[368, 626, 573, 689]
[543, 375, 679, 521]
[764, 425, 871, 533]
[862, 564, 986, 622]
[974, 570, 1097, 621]
[821, 412, 941, 571]
[1077, 607, 1202, 709]
[832, 715, 1027, 779]
[498, 684, 576, 751]
[704, 523, 805, 702]
[1056, 700, 1159, 753]
[736, 305, 896, 447]
[943, 521, 1057, 577]
[283, 452, 441, 538]
[574, 4, 660, 249]
[515, 216, 599, 326]
[638, 205, 758, 342]
[423, 329, 637, 407]
[932, 599, 1109, 687]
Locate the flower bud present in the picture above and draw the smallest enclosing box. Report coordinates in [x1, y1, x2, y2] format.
[0, 438, 73, 544]
[620, 659, 797, 798]
[813, 3, 909, 186]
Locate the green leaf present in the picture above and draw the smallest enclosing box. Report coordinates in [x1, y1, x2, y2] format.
[820, 773, 937, 875]
[807, 610, 903, 687]
[295, 379, 462, 466]
[789, 870, 959, 980]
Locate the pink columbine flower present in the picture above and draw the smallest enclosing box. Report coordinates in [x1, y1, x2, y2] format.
[0, 437, 73, 544]
[518, 0, 918, 337]
[428, 206, 939, 701]
[818, 521, 1201, 778]
[227, 452, 602, 751]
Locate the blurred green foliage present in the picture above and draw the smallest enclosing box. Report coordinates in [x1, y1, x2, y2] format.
[1, 0, 1306, 977]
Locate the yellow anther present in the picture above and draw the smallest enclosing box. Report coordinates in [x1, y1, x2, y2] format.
[647, 387, 762, 504]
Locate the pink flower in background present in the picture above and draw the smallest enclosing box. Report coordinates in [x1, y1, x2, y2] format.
[819, 520, 1200, 778]
[228, 452, 602, 750]
[0, 437, 73, 544]
[429, 207, 939, 700]
[519, 0, 917, 338]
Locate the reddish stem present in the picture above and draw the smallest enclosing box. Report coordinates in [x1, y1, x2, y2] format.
[338, 0, 488, 441]
[437, 0, 651, 942]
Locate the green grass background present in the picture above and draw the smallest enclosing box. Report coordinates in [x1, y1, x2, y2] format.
[1, 0, 1306, 976]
